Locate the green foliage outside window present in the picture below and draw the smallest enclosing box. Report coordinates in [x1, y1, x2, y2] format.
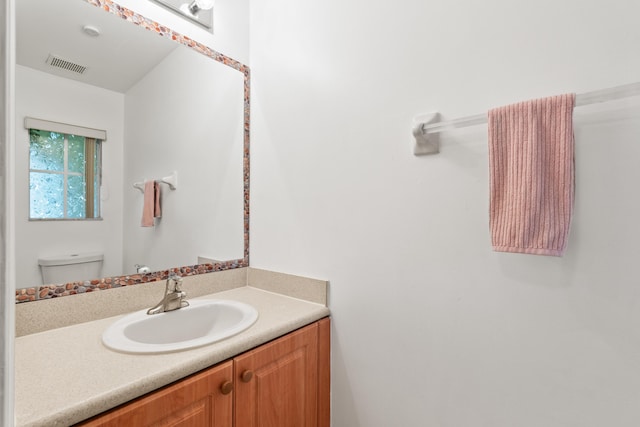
[29, 129, 101, 220]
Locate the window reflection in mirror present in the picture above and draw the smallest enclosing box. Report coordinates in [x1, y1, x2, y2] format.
[29, 128, 102, 220]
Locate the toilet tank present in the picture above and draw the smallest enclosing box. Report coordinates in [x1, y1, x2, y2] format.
[38, 252, 104, 285]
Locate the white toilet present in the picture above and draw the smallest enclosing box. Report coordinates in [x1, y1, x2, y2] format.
[38, 252, 104, 285]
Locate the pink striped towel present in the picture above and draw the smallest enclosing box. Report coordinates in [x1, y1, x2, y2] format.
[488, 93, 575, 256]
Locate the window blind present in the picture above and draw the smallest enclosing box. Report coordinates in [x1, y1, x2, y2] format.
[24, 117, 107, 141]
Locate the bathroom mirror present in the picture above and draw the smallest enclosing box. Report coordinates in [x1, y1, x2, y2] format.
[14, 0, 249, 298]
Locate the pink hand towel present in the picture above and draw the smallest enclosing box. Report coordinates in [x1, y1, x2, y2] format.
[141, 180, 156, 227]
[488, 93, 575, 256]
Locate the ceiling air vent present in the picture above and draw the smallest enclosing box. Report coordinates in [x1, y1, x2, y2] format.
[46, 54, 87, 75]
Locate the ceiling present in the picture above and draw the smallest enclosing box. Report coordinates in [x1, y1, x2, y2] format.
[17, 0, 178, 93]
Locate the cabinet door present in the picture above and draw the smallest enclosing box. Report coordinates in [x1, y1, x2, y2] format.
[234, 322, 319, 427]
[77, 361, 233, 427]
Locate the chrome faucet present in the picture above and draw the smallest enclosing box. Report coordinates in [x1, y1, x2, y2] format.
[147, 272, 189, 315]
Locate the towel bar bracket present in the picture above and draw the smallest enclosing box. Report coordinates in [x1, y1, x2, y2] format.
[413, 112, 440, 156]
[161, 171, 178, 190]
[133, 171, 178, 192]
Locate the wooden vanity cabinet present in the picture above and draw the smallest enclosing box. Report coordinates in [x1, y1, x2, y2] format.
[77, 318, 330, 427]
[78, 361, 234, 426]
[235, 319, 321, 427]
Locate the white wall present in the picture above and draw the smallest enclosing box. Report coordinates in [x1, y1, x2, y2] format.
[122, 46, 244, 274]
[249, 1, 640, 426]
[14, 65, 124, 287]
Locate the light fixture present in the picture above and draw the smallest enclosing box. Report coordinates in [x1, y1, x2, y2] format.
[151, 0, 214, 30]
[186, 0, 215, 15]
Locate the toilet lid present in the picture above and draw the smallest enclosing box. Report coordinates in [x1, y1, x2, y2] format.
[38, 252, 104, 266]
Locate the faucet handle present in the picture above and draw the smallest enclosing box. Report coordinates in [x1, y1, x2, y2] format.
[171, 272, 183, 287]
[166, 272, 183, 292]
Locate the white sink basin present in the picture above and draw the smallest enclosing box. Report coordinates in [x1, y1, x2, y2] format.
[102, 299, 258, 354]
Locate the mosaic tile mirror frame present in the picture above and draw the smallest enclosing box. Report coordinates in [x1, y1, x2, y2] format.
[15, 0, 250, 303]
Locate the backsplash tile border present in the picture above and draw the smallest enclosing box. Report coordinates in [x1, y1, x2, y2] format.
[15, 262, 242, 303]
[15, 0, 250, 303]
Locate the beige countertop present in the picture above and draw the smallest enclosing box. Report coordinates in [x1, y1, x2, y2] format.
[15, 271, 330, 427]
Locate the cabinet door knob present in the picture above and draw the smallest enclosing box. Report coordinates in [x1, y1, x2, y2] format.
[241, 370, 254, 383]
[220, 381, 234, 395]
